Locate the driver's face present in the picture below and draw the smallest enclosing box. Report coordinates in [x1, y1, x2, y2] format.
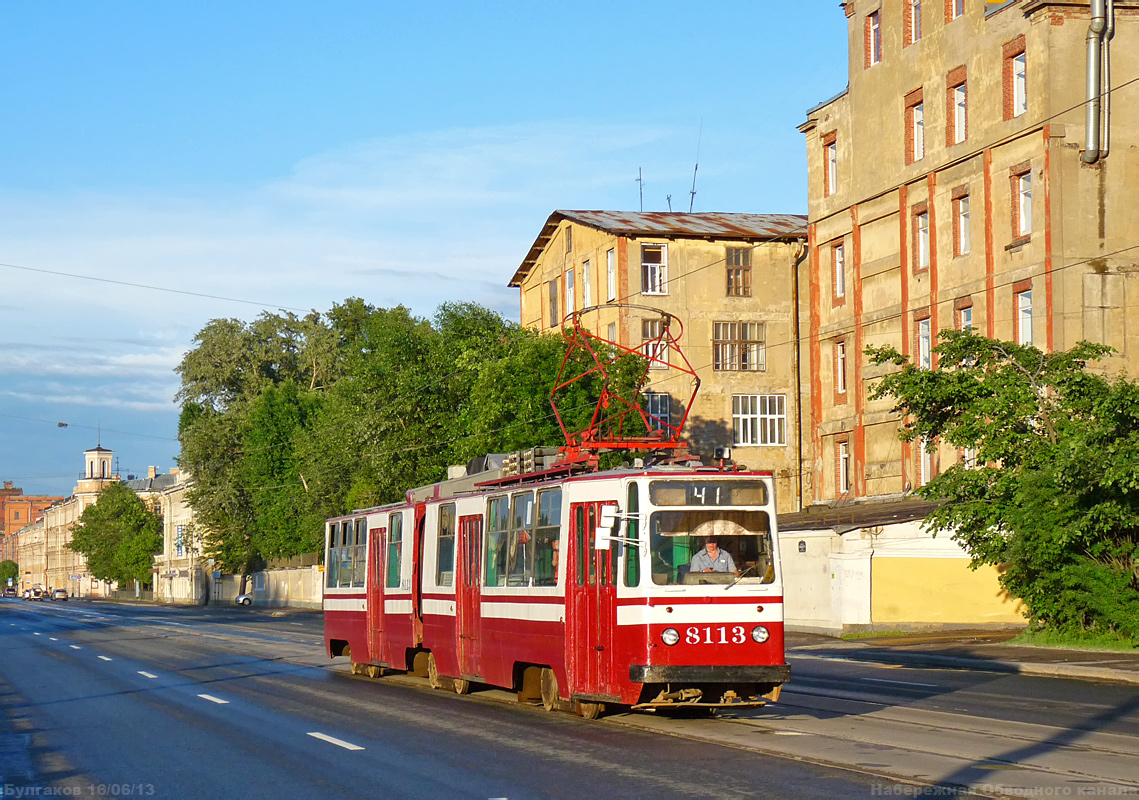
[706, 541, 719, 556]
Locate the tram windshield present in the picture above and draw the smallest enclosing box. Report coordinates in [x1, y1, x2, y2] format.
[648, 510, 775, 586]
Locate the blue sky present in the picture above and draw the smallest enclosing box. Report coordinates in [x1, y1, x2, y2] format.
[0, 1, 849, 497]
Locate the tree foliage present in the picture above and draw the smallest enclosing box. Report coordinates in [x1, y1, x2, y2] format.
[67, 482, 163, 586]
[868, 330, 1139, 638]
[0, 560, 18, 586]
[176, 300, 647, 572]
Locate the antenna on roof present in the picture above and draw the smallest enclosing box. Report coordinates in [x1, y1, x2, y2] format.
[688, 118, 703, 213]
[666, 195, 672, 212]
[635, 168, 644, 212]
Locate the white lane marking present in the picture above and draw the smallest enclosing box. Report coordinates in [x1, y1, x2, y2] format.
[197, 694, 229, 705]
[49, 637, 58, 641]
[862, 677, 941, 688]
[138, 671, 158, 679]
[772, 731, 813, 736]
[69, 645, 82, 650]
[33, 632, 41, 636]
[307, 732, 364, 751]
[98, 656, 112, 662]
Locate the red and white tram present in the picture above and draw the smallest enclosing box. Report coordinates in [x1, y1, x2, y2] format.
[323, 461, 789, 715]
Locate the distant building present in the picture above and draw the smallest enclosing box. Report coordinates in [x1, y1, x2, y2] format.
[152, 469, 207, 605]
[0, 480, 62, 538]
[510, 210, 809, 512]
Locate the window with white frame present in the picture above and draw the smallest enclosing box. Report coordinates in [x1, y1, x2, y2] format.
[641, 244, 667, 295]
[606, 248, 616, 301]
[642, 319, 668, 368]
[642, 391, 670, 432]
[607, 322, 617, 343]
[867, 11, 882, 66]
[1013, 52, 1027, 117]
[909, 0, 922, 43]
[565, 269, 575, 315]
[175, 524, 185, 557]
[951, 0, 965, 20]
[838, 440, 851, 494]
[959, 305, 973, 331]
[918, 317, 932, 369]
[912, 102, 925, 161]
[835, 340, 847, 394]
[1017, 289, 1033, 346]
[918, 439, 933, 486]
[834, 243, 846, 298]
[962, 447, 978, 469]
[732, 394, 786, 446]
[953, 83, 967, 144]
[955, 194, 971, 255]
[581, 259, 591, 308]
[713, 322, 766, 372]
[825, 139, 838, 196]
[917, 210, 930, 270]
[1017, 172, 1032, 237]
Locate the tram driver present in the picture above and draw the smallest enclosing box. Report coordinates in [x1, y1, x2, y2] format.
[689, 537, 738, 574]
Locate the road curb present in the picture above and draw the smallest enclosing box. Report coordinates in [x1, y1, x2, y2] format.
[792, 647, 1139, 686]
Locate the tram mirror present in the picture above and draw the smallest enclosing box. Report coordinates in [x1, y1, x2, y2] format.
[595, 506, 618, 551]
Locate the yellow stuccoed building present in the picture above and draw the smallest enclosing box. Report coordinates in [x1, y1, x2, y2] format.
[510, 210, 808, 514]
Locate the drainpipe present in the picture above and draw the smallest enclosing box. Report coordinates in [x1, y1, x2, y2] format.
[1081, 0, 1107, 164]
[792, 240, 810, 512]
[1102, 0, 1115, 159]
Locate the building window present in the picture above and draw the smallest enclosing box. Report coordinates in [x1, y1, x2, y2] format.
[948, 0, 964, 21]
[732, 394, 786, 446]
[835, 340, 848, 395]
[947, 66, 968, 146]
[713, 322, 766, 372]
[838, 440, 851, 495]
[918, 439, 934, 486]
[564, 269, 575, 315]
[1013, 168, 1032, 239]
[642, 319, 668, 368]
[953, 192, 971, 256]
[866, 11, 882, 67]
[1016, 285, 1033, 346]
[833, 243, 846, 299]
[175, 524, 184, 557]
[642, 391, 670, 432]
[641, 244, 667, 295]
[913, 206, 930, 272]
[957, 301, 973, 331]
[581, 259, 591, 308]
[564, 226, 573, 254]
[14, 511, 20, 521]
[1004, 36, 1027, 120]
[726, 247, 752, 296]
[962, 447, 977, 468]
[906, 90, 925, 164]
[547, 280, 559, 328]
[606, 248, 617, 302]
[917, 316, 932, 369]
[436, 503, 456, 586]
[822, 132, 838, 197]
[607, 322, 617, 342]
[906, 0, 922, 45]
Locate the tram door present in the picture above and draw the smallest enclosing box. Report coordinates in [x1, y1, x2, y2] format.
[367, 523, 386, 665]
[411, 503, 426, 646]
[456, 514, 483, 679]
[567, 503, 617, 697]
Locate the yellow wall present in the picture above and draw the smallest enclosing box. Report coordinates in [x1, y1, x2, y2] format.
[871, 557, 1025, 624]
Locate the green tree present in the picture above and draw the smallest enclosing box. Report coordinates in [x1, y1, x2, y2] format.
[868, 330, 1139, 638]
[0, 560, 18, 587]
[68, 483, 163, 586]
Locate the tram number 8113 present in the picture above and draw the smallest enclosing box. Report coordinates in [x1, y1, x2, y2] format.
[684, 625, 769, 645]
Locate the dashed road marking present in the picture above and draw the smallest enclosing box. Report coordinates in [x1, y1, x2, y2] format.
[49, 637, 58, 641]
[69, 645, 82, 650]
[98, 656, 112, 662]
[138, 671, 158, 679]
[33, 632, 41, 636]
[307, 732, 364, 751]
[197, 694, 229, 704]
[862, 677, 940, 688]
[772, 731, 813, 736]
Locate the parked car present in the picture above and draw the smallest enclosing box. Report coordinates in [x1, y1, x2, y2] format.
[22, 589, 31, 600]
[30, 588, 46, 601]
[234, 593, 253, 606]
[2, 587, 16, 597]
[51, 589, 68, 601]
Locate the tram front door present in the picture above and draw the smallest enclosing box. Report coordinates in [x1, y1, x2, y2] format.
[456, 514, 483, 679]
[367, 522, 386, 665]
[567, 502, 617, 699]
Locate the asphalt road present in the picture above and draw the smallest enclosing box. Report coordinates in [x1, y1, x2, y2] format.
[0, 599, 882, 799]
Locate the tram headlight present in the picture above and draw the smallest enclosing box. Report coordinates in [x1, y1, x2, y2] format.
[661, 628, 680, 646]
[751, 625, 770, 643]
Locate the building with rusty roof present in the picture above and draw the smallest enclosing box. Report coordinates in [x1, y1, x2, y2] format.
[511, 210, 808, 512]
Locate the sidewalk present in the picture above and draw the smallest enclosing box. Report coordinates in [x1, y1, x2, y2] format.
[785, 630, 1139, 686]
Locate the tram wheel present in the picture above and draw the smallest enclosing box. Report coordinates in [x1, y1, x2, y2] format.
[367, 665, 383, 679]
[576, 701, 604, 720]
[539, 668, 560, 712]
[350, 661, 364, 676]
[426, 653, 443, 690]
[453, 677, 471, 695]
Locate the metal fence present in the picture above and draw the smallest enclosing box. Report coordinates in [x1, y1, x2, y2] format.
[106, 588, 154, 602]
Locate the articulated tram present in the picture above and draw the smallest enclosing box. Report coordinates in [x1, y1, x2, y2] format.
[323, 461, 789, 716]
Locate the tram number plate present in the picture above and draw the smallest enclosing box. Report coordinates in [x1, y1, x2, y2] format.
[685, 626, 747, 645]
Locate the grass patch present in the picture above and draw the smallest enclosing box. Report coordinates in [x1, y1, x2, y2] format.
[1010, 627, 1139, 652]
[839, 630, 911, 641]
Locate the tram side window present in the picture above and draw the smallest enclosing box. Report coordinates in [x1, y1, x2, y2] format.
[386, 513, 402, 589]
[575, 506, 585, 587]
[508, 492, 535, 586]
[534, 489, 561, 586]
[437, 504, 456, 587]
[353, 519, 367, 587]
[485, 496, 510, 587]
[625, 484, 641, 587]
[326, 522, 339, 588]
[339, 521, 354, 588]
